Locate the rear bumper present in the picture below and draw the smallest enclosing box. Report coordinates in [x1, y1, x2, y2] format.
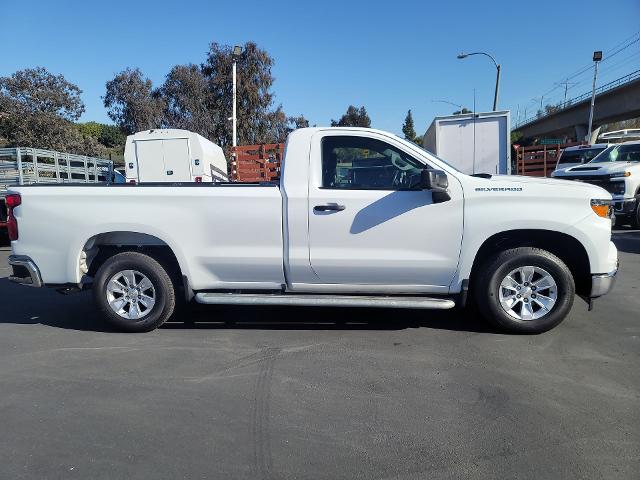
[8, 255, 43, 287]
[590, 265, 618, 298]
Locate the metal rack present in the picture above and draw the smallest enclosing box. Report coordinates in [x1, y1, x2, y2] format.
[0, 147, 113, 192]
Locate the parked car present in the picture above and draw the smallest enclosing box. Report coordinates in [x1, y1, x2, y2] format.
[551, 144, 608, 176]
[552, 140, 640, 227]
[6, 127, 618, 334]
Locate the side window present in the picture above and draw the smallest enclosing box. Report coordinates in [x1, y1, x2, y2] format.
[321, 136, 426, 190]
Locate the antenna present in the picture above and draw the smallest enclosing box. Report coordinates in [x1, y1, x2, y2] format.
[472, 89, 476, 175]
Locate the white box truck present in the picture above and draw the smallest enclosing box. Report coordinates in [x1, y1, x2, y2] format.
[423, 111, 511, 175]
[124, 129, 228, 183]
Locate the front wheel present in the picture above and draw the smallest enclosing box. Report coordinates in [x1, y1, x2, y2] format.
[474, 247, 575, 334]
[93, 251, 176, 332]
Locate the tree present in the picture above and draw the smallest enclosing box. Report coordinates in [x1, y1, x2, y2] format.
[0, 67, 84, 121]
[99, 124, 126, 148]
[331, 106, 371, 128]
[160, 64, 214, 138]
[402, 109, 417, 142]
[202, 42, 288, 146]
[104, 68, 164, 134]
[0, 67, 104, 155]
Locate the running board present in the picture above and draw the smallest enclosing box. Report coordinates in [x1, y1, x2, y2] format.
[195, 293, 456, 309]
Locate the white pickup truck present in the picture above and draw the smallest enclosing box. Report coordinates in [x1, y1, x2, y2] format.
[6, 128, 618, 333]
[552, 140, 640, 227]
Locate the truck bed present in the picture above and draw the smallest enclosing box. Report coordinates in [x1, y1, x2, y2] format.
[10, 183, 285, 289]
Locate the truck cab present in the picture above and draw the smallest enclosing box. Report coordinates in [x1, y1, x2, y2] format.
[551, 144, 608, 176]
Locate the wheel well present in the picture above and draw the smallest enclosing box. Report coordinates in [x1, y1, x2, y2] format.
[81, 232, 183, 285]
[469, 230, 591, 296]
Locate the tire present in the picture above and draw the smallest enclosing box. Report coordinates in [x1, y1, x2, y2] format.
[474, 247, 575, 334]
[631, 201, 640, 229]
[93, 251, 176, 332]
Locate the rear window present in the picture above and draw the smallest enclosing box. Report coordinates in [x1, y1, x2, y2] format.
[558, 147, 606, 165]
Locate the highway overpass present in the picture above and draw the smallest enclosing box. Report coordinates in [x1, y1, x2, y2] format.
[513, 70, 640, 142]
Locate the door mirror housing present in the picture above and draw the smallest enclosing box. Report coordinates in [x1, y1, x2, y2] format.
[420, 169, 448, 192]
[420, 169, 450, 203]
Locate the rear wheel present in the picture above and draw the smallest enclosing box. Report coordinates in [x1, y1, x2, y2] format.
[93, 251, 176, 332]
[474, 247, 575, 333]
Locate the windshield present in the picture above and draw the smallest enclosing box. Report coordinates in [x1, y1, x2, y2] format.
[412, 144, 462, 173]
[591, 144, 640, 163]
[558, 147, 606, 165]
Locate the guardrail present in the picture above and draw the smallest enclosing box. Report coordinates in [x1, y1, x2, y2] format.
[514, 69, 640, 129]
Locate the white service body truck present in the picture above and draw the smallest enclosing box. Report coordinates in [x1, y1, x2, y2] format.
[553, 140, 640, 227]
[423, 111, 510, 175]
[124, 129, 228, 183]
[6, 128, 618, 333]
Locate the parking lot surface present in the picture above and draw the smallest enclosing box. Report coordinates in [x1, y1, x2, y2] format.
[0, 232, 638, 479]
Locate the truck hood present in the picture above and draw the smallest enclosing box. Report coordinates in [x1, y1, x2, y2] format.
[553, 161, 638, 177]
[470, 174, 611, 198]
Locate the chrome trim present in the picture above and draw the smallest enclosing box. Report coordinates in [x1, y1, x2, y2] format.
[590, 266, 618, 298]
[8, 255, 43, 288]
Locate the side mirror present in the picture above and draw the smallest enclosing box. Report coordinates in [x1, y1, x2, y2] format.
[421, 169, 448, 192]
[420, 169, 450, 203]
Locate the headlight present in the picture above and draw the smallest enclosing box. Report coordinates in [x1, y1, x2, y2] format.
[610, 182, 625, 195]
[590, 199, 613, 218]
[610, 171, 631, 179]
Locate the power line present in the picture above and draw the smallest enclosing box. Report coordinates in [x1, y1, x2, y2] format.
[513, 30, 640, 113]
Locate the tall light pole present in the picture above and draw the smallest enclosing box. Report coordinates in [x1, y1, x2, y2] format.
[587, 50, 602, 143]
[231, 45, 242, 148]
[457, 52, 501, 111]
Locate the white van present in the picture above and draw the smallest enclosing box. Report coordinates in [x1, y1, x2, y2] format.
[124, 129, 228, 183]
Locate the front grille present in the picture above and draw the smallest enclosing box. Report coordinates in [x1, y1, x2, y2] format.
[581, 179, 623, 194]
[560, 175, 624, 194]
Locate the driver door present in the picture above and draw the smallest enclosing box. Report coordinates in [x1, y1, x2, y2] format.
[306, 132, 464, 293]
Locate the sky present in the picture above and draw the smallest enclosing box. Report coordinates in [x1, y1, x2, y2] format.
[1, 0, 639, 136]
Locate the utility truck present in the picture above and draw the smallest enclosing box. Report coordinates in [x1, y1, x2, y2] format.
[6, 128, 618, 333]
[124, 129, 228, 183]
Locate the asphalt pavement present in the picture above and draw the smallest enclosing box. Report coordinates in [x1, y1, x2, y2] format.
[0, 231, 638, 479]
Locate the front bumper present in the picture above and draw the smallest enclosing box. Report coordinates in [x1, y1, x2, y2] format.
[612, 196, 637, 215]
[590, 264, 618, 298]
[8, 255, 43, 288]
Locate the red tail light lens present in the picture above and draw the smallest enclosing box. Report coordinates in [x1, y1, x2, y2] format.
[195, 176, 202, 183]
[5, 193, 21, 241]
[128, 179, 137, 184]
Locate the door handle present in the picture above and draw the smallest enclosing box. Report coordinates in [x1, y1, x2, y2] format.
[314, 204, 345, 212]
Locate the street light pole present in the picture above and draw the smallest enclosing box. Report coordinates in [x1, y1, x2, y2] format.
[457, 51, 501, 111]
[231, 45, 242, 148]
[587, 50, 602, 143]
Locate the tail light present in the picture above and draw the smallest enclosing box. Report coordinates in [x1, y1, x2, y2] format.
[195, 176, 202, 183]
[5, 193, 21, 241]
